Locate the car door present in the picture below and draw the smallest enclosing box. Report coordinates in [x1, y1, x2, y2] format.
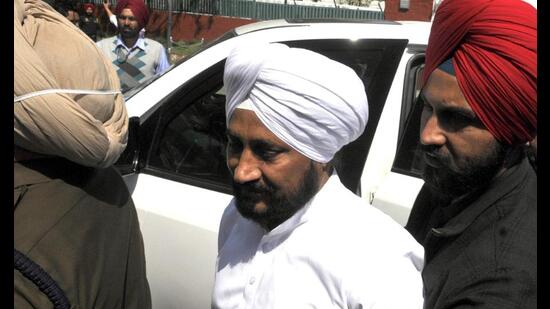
[116, 37, 410, 308]
[369, 52, 426, 226]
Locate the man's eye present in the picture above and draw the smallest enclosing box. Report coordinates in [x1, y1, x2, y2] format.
[438, 111, 472, 131]
[119, 16, 136, 21]
[258, 150, 279, 162]
[261, 150, 279, 159]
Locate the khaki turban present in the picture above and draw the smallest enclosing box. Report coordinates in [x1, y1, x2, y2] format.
[224, 42, 369, 163]
[14, 0, 128, 168]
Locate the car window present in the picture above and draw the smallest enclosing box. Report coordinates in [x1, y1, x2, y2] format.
[392, 63, 426, 178]
[132, 38, 409, 194]
[122, 30, 237, 101]
[286, 39, 408, 194]
[152, 85, 230, 184]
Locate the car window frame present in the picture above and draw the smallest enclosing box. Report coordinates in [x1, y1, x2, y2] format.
[391, 53, 426, 179]
[141, 59, 232, 194]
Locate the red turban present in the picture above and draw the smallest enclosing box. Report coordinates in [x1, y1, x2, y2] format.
[422, 0, 537, 145]
[115, 0, 150, 29]
[82, 3, 95, 12]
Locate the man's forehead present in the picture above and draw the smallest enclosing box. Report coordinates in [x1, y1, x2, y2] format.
[423, 68, 474, 112]
[120, 8, 135, 16]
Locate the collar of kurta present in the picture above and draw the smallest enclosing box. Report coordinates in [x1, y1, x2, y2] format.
[115, 36, 146, 51]
[430, 158, 534, 238]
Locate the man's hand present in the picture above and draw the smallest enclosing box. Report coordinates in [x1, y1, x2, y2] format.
[103, 0, 113, 17]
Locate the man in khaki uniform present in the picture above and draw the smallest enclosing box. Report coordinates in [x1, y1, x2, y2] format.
[14, 0, 150, 307]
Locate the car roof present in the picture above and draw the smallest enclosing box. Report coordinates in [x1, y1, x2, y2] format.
[233, 19, 431, 45]
[234, 19, 400, 35]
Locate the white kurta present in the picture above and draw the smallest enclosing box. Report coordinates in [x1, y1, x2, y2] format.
[212, 174, 424, 309]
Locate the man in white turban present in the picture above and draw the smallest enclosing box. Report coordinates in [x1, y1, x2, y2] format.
[212, 42, 424, 308]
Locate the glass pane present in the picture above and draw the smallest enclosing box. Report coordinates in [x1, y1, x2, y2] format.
[393, 66, 426, 178]
[153, 85, 231, 184]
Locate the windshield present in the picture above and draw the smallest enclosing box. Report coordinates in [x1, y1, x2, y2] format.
[122, 30, 238, 101]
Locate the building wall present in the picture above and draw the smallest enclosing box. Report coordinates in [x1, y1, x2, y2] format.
[384, 0, 434, 21]
[146, 11, 257, 42]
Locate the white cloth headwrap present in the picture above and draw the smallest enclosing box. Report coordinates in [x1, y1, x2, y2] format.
[225, 42, 369, 163]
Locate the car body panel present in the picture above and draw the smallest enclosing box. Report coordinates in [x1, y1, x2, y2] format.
[371, 172, 425, 226]
[360, 45, 426, 223]
[125, 172, 231, 307]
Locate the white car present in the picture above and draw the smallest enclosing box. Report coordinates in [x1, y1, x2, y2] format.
[117, 19, 430, 308]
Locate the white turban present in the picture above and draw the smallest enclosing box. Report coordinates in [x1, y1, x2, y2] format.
[224, 43, 369, 163]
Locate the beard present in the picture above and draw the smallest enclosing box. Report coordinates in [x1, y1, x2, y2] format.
[421, 141, 509, 199]
[119, 26, 140, 40]
[232, 162, 320, 228]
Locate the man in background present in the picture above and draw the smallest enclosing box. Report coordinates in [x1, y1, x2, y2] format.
[103, 0, 146, 38]
[406, 0, 537, 307]
[80, 3, 100, 41]
[97, 0, 170, 91]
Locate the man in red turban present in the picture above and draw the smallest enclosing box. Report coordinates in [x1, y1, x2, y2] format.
[82, 3, 95, 13]
[97, 0, 170, 91]
[80, 3, 100, 41]
[405, 0, 537, 308]
[114, 0, 149, 30]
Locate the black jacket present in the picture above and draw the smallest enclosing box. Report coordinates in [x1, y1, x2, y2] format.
[406, 158, 536, 309]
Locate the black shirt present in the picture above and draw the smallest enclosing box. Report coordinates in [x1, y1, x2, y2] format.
[406, 158, 537, 308]
[80, 15, 99, 41]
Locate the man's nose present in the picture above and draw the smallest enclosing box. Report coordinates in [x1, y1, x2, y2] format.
[420, 113, 446, 146]
[232, 149, 262, 184]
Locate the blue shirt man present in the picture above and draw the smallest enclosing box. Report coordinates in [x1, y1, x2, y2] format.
[97, 0, 170, 91]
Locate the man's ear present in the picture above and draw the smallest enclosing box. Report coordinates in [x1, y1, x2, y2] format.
[311, 161, 332, 188]
[317, 161, 334, 176]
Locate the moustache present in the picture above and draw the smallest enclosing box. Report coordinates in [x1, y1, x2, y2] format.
[233, 181, 274, 198]
[420, 145, 449, 168]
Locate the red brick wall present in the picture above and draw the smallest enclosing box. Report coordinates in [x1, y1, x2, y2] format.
[384, 0, 434, 22]
[146, 11, 257, 42]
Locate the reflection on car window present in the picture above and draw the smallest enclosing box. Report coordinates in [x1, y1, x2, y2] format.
[123, 31, 237, 101]
[152, 85, 231, 184]
[284, 39, 408, 193]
